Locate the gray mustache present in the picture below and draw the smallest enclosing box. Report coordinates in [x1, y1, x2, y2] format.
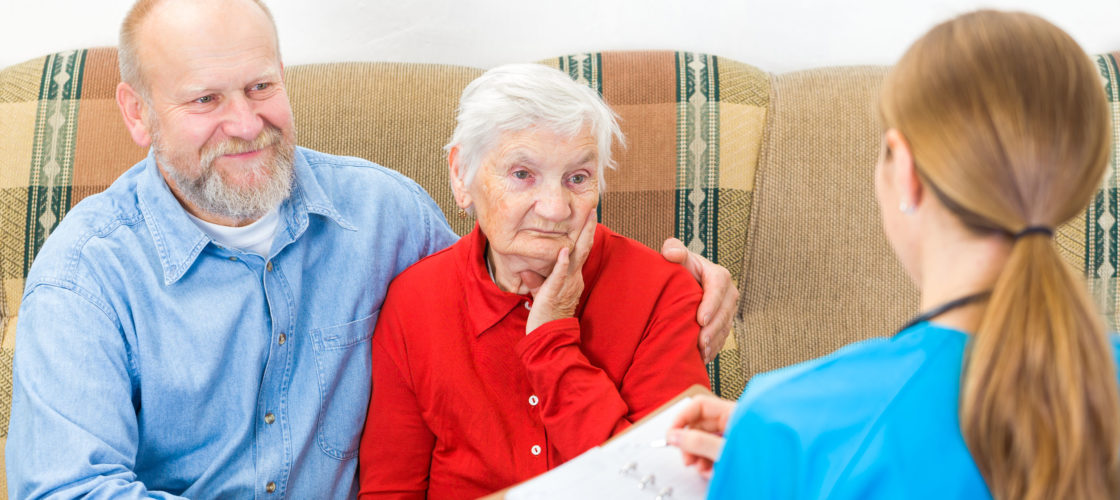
[201, 126, 283, 166]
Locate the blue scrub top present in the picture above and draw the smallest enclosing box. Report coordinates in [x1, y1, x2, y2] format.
[708, 321, 1120, 499]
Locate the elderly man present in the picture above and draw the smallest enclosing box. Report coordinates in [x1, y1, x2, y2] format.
[5, 0, 737, 498]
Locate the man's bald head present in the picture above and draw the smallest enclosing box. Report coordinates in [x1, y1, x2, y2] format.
[118, 0, 281, 98]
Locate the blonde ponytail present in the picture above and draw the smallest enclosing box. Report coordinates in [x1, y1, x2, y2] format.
[881, 11, 1120, 499]
[963, 235, 1120, 498]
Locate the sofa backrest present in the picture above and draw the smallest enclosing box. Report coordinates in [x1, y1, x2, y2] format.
[1, 47, 1118, 498]
[740, 66, 916, 377]
[292, 52, 772, 399]
[740, 54, 1120, 377]
[0, 49, 770, 493]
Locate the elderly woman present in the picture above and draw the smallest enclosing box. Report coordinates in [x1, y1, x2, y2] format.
[356, 64, 711, 498]
[669, 10, 1120, 499]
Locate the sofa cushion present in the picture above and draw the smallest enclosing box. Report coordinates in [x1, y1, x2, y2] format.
[289, 51, 770, 398]
[286, 61, 482, 236]
[741, 65, 915, 379]
[540, 52, 769, 399]
[739, 52, 1120, 382]
[1064, 53, 1120, 327]
[0, 49, 769, 474]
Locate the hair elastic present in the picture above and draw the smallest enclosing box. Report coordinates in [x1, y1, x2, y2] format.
[1013, 226, 1053, 240]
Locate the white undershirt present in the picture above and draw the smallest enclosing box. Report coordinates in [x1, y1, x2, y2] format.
[186, 206, 281, 257]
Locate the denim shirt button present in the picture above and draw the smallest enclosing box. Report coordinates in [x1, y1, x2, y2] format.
[278, 333, 286, 345]
[264, 412, 275, 425]
[266, 261, 274, 272]
[266, 481, 276, 493]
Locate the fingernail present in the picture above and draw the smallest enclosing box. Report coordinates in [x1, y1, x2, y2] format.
[666, 430, 679, 446]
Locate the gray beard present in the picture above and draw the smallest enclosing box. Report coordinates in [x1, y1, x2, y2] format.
[154, 126, 295, 223]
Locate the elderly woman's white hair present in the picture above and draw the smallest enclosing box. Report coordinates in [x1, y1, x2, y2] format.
[445, 63, 625, 190]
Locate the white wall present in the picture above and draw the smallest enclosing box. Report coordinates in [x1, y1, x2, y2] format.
[2, 0, 1119, 73]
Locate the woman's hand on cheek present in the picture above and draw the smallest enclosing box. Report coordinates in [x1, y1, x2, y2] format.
[525, 213, 597, 334]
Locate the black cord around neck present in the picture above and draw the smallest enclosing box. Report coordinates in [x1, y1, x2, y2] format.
[898, 291, 991, 333]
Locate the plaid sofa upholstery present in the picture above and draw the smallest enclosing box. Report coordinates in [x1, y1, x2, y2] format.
[1, 48, 1118, 496]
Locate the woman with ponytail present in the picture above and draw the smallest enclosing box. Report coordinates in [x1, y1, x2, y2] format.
[668, 10, 1120, 499]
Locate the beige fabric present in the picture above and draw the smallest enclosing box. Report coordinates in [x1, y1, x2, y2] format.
[286, 62, 484, 237]
[0, 436, 5, 499]
[0, 58, 45, 348]
[737, 66, 918, 380]
[0, 58, 42, 104]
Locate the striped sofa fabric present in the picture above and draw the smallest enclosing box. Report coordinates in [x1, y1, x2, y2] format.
[0, 49, 1118, 497]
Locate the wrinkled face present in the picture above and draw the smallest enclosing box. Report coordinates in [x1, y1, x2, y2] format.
[467, 126, 600, 274]
[139, 0, 296, 223]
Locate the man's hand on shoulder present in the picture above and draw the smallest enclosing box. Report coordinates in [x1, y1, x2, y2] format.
[661, 238, 739, 363]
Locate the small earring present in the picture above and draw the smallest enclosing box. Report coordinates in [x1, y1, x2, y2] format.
[899, 202, 915, 215]
[457, 208, 468, 219]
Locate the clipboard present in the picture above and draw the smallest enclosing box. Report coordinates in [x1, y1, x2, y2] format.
[480, 384, 715, 499]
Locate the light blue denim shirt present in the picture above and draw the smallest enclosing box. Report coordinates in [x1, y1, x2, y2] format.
[7, 147, 458, 499]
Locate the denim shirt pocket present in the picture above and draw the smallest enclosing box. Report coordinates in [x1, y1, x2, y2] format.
[308, 311, 378, 460]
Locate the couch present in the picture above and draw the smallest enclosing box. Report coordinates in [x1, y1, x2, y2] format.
[2, 47, 1119, 496]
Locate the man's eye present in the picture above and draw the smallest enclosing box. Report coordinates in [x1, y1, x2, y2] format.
[569, 174, 587, 184]
[196, 95, 214, 104]
[252, 83, 270, 91]
[513, 170, 530, 180]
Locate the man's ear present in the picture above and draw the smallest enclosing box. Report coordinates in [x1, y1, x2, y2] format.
[447, 146, 473, 210]
[884, 129, 923, 210]
[116, 81, 152, 148]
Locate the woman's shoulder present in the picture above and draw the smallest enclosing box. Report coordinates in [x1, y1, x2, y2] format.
[595, 225, 699, 284]
[713, 323, 983, 496]
[1110, 333, 1120, 379]
[738, 322, 968, 439]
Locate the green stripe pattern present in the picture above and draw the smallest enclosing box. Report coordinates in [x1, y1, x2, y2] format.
[1089, 53, 1120, 328]
[24, 49, 86, 277]
[675, 52, 723, 393]
[558, 53, 603, 97]
[558, 53, 605, 223]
